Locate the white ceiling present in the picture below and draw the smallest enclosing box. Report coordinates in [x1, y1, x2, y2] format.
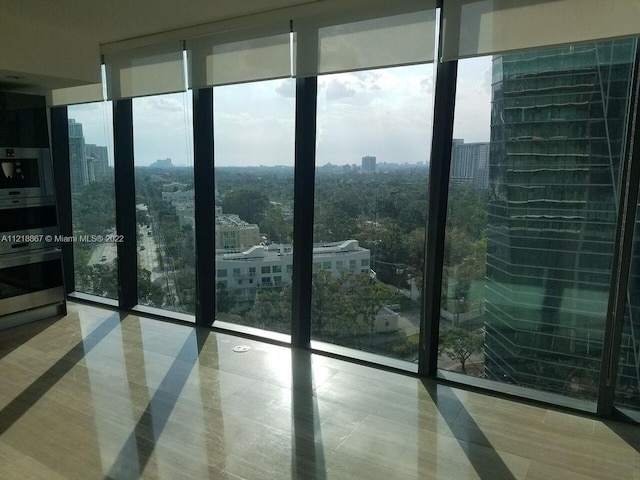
[0, 0, 319, 44]
[0, 0, 322, 93]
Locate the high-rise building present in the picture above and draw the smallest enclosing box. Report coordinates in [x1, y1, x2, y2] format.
[85, 143, 109, 177]
[484, 39, 638, 399]
[68, 118, 88, 193]
[450, 140, 490, 189]
[361, 155, 376, 174]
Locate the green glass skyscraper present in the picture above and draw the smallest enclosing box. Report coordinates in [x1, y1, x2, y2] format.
[485, 39, 638, 400]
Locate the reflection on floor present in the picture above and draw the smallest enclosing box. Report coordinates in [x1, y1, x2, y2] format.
[0, 302, 639, 480]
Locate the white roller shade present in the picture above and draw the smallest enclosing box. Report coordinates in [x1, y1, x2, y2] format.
[50, 83, 104, 106]
[442, 0, 640, 61]
[104, 41, 185, 99]
[187, 24, 291, 88]
[294, 4, 437, 77]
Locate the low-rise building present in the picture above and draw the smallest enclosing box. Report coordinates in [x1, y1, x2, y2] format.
[374, 306, 399, 333]
[216, 240, 371, 311]
[162, 189, 194, 205]
[215, 210, 261, 250]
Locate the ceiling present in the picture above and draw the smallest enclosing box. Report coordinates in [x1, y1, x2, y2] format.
[0, 0, 319, 44]
[0, 0, 322, 93]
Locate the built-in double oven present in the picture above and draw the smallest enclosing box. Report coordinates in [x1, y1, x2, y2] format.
[0, 147, 65, 328]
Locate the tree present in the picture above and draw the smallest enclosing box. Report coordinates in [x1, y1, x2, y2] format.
[244, 288, 291, 333]
[439, 328, 484, 374]
[261, 204, 290, 243]
[138, 269, 164, 306]
[220, 188, 269, 225]
[72, 180, 117, 236]
[446, 183, 488, 241]
[311, 269, 352, 337]
[216, 282, 235, 313]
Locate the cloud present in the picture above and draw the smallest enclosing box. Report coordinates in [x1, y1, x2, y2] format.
[315, 65, 433, 165]
[325, 79, 357, 101]
[420, 76, 434, 94]
[68, 66, 442, 168]
[274, 79, 296, 98]
[151, 96, 184, 112]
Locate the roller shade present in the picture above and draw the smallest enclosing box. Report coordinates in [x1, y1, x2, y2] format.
[187, 24, 291, 88]
[104, 41, 185, 99]
[50, 83, 104, 106]
[293, 3, 437, 77]
[442, 0, 640, 61]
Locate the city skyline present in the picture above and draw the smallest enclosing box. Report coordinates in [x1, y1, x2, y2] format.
[68, 58, 492, 167]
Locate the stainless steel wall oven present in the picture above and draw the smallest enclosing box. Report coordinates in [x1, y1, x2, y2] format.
[0, 146, 64, 329]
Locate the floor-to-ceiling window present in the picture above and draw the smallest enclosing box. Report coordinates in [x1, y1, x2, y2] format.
[311, 64, 433, 361]
[132, 91, 195, 315]
[302, 6, 436, 362]
[436, 56, 491, 379]
[616, 186, 640, 411]
[55, 2, 640, 421]
[67, 102, 117, 299]
[438, 39, 637, 402]
[213, 78, 296, 334]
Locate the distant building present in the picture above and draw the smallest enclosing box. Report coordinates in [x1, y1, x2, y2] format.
[362, 155, 376, 174]
[68, 119, 88, 193]
[450, 140, 490, 189]
[162, 182, 188, 192]
[215, 207, 261, 250]
[216, 240, 371, 311]
[85, 144, 109, 177]
[162, 189, 195, 229]
[162, 189, 194, 205]
[175, 204, 195, 229]
[86, 153, 99, 182]
[374, 306, 399, 333]
[150, 158, 174, 169]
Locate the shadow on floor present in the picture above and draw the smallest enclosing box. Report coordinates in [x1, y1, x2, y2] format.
[104, 327, 210, 480]
[291, 348, 327, 480]
[0, 312, 123, 436]
[421, 379, 517, 480]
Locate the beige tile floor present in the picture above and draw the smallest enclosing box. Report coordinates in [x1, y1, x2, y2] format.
[0, 302, 639, 479]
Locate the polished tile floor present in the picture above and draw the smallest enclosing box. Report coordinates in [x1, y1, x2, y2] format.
[0, 302, 639, 479]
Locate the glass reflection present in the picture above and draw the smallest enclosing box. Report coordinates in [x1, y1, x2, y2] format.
[439, 39, 638, 401]
[615, 191, 640, 410]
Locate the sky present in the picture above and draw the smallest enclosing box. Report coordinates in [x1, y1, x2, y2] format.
[68, 57, 492, 167]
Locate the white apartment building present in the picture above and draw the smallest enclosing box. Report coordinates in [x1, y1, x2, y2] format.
[216, 240, 371, 310]
[162, 189, 194, 205]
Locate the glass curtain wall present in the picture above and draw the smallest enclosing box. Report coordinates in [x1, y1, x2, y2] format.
[311, 65, 433, 361]
[213, 79, 296, 334]
[67, 102, 117, 299]
[438, 39, 637, 401]
[616, 189, 640, 410]
[132, 92, 195, 315]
